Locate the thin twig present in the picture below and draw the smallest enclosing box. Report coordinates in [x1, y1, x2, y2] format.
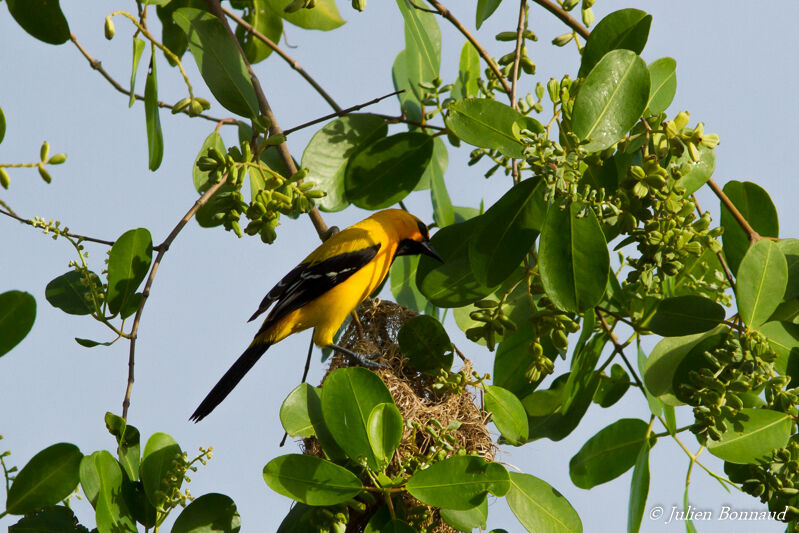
[373, 114, 448, 132]
[530, 0, 589, 40]
[205, 0, 330, 240]
[70, 34, 237, 126]
[282, 90, 403, 136]
[706, 178, 761, 244]
[0, 206, 117, 247]
[510, 0, 526, 107]
[122, 175, 229, 419]
[692, 193, 736, 289]
[222, 6, 341, 113]
[423, 0, 513, 99]
[595, 309, 646, 394]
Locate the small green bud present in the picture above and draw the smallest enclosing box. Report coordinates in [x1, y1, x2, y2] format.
[104, 16, 115, 40]
[495, 31, 518, 41]
[0, 168, 9, 189]
[305, 189, 326, 199]
[352, 0, 367, 11]
[547, 78, 560, 103]
[40, 141, 50, 162]
[673, 111, 690, 130]
[195, 98, 211, 110]
[561, 0, 579, 10]
[535, 82, 545, 101]
[474, 299, 498, 309]
[47, 153, 67, 165]
[582, 7, 594, 27]
[266, 133, 287, 146]
[552, 33, 573, 47]
[172, 98, 191, 114]
[189, 99, 204, 116]
[701, 133, 720, 149]
[38, 164, 52, 183]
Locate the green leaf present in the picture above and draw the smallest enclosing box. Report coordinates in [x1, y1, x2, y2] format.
[525, 370, 600, 442]
[647, 295, 726, 337]
[777, 238, 799, 300]
[396, 0, 441, 100]
[494, 328, 538, 398]
[452, 41, 480, 100]
[428, 139, 453, 227]
[627, 442, 650, 533]
[144, 56, 164, 171]
[672, 142, 715, 195]
[302, 114, 387, 212]
[563, 330, 605, 411]
[157, 0, 207, 65]
[45, 270, 101, 316]
[392, 51, 422, 123]
[470, 178, 546, 287]
[80, 451, 137, 533]
[593, 364, 630, 408]
[445, 98, 526, 158]
[0, 105, 5, 144]
[193, 132, 227, 193]
[321, 367, 394, 470]
[646, 57, 676, 114]
[139, 432, 182, 509]
[344, 132, 433, 209]
[8, 506, 88, 533]
[381, 519, 416, 533]
[104, 412, 141, 482]
[706, 408, 793, 464]
[417, 215, 496, 307]
[129, 38, 147, 108]
[485, 385, 528, 445]
[440, 499, 487, 531]
[0, 290, 36, 357]
[265, 0, 344, 31]
[390, 255, 427, 312]
[572, 49, 650, 152]
[280, 383, 317, 438]
[367, 403, 403, 469]
[236, 0, 282, 64]
[6, 0, 70, 45]
[720, 180, 779, 275]
[406, 456, 509, 510]
[506, 472, 583, 533]
[107, 228, 153, 316]
[642, 325, 727, 405]
[759, 321, 799, 380]
[173, 8, 260, 118]
[475, 0, 502, 29]
[569, 418, 649, 489]
[539, 202, 609, 312]
[398, 315, 453, 374]
[6, 443, 82, 515]
[263, 454, 362, 506]
[578, 8, 651, 78]
[736, 239, 788, 329]
[172, 493, 241, 533]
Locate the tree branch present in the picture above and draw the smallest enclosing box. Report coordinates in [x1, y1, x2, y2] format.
[0, 205, 117, 247]
[70, 33, 237, 126]
[530, 0, 589, 40]
[706, 178, 761, 244]
[222, 6, 342, 113]
[122, 175, 229, 419]
[423, 0, 514, 99]
[282, 90, 403, 136]
[204, 0, 330, 240]
[510, 0, 526, 108]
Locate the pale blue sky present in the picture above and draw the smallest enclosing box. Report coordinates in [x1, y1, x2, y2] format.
[1, 1, 796, 532]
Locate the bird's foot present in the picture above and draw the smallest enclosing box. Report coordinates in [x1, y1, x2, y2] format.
[328, 343, 387, 369]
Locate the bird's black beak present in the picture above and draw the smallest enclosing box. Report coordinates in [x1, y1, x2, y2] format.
[420, 239, 444, 263]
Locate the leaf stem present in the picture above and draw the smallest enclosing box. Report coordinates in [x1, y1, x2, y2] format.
[706, 178, 761, 244]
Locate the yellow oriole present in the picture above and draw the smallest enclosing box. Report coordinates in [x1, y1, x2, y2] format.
[190, 209, 442, 421]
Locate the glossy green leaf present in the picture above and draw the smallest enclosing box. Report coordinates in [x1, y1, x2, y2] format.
[389, 255, 427, 312]
[428, 138, 453, 226]
[104, 412, 141, 482]
[157, 0, 207, 65]
[193, 132, 227, 193]
[445, 98, 526, 158]
[382, 519, 416, 533]
[672, 142, 715, 195]
[642, 325, 727, 405]
[45, 270, 101, 315]
[0, 290, 36, 357]
[129, 38, 147, 107]
[265, 0, 344, 31]
[578, 8, 651, 78]
[470, 178, 545, 287]
[392, 51, 422, 123]
[280, 383, 317, 438]
[236, 0, 282, 64]
[494, 328, 538, 398]
[305, 382, 347, 461]
[452, 41, 480, 100]
[144, 56, 164, 171]
[777, 239, 799, 300]
[646, 57, 676, 114]
[736, 239, 787, 329]
[81, 451, 137, 533]
[572, 49, 650, 152]
[539, 202, 609, 312]
[475, 0, 502, 29]
[564, 331, 605, 411]
[302, 114, 387, 212]
[8, 506, 87, 533]
[321, 367, 394, 470]
[569, 418, 649, 489]
[647, 295, 725, 337]
[195, 182, 239, 228]
[440, 499, 487, 531]
[485, 385, 528, 445]
[525, 371, 600, 442]
[593, 364, 630, 408]
[720, 180, 779, 275]
[263, 454, 362, 505]
[759, 321, 799, 380]
[344, 132, 433, 209]
[6, 0, 70, 45]
[406, 456, 509, 510]
[140, 433, 182, 509]
[367, 403, 403, 469]
[707, 408, 793, 464]
[627, 442, 650, 533]
[398, 315, 453, 374]
[173, 8, 260, 118]
[6, 443, 82, 515]
[506, 472, 583, 533]
[396, 0, 441, 100]
[107, 228, 153, 316]
[172, 493, 241, 533]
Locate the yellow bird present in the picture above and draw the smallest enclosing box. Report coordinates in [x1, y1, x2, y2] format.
[191, 209, 442, 421]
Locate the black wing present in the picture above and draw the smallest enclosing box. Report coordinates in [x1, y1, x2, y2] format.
[250, 243, 381, 331]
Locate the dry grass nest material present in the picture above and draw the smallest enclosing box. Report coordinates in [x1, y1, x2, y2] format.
[301, 299, 495, 532]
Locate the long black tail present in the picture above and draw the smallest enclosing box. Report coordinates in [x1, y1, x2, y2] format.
[190, 342, 271, 422]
